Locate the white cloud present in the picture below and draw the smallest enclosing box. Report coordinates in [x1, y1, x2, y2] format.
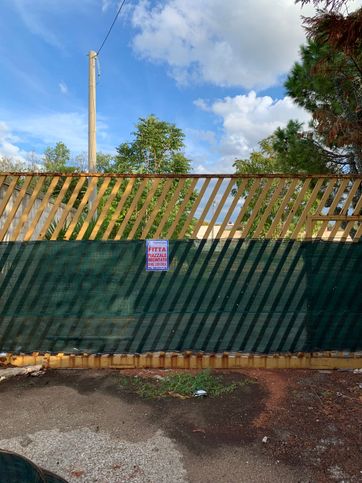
[130, 0, 314, 89]
[0, 122, 28, 162]
[59, 82, 68, 95]
[101, 0, 112, 12]
[194, 91, 311, 170]
[0, 111, 112, 161]
[193, 99, 209, 111]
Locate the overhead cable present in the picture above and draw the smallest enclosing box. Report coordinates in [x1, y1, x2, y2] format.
[97, 0, 127, 55]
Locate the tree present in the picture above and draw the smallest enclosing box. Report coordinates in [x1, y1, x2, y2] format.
[238, 1, 362, 176]
[96, 153, 116, 173]
[286, 40, 362, 173]
[95, 115, 195, 239]
[234, 120, 335, 175]
[296, 0, 361, 55]
[233, 122, 338, 237]
[114, 115, 191, 174]
[0, 156, 40, 172]
[290, 1, 362, 173]
[43, 142, 72, 172]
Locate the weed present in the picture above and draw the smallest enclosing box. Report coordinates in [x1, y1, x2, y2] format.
[119, 370, 254, 399]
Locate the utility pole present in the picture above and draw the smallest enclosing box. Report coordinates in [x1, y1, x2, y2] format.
[88, 50, 97, 172]
[88, 50, 97, 217]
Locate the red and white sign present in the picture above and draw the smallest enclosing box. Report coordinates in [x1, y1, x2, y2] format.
[146, 240, 169, 271]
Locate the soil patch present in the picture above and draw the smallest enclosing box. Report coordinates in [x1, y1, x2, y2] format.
[125, 372, 267, 451]
[251, 369, 362, 482]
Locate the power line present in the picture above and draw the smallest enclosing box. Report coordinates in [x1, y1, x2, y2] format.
[97, 0, 127, 55]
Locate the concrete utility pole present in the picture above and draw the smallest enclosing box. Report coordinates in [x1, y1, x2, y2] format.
[88, 50, 97, 172]
[88, 50, 97, 218]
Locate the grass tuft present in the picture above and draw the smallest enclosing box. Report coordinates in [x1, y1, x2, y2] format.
[119, 370, 254, 399]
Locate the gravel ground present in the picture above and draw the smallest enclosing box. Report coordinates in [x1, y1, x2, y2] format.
[0, 428, 187, 483]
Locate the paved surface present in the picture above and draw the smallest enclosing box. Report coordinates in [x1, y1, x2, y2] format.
[0, 368, 361, 482]
[0, 369, 305, 483]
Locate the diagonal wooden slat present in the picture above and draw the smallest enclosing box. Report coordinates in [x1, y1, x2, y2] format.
[328, 179, 361, 240]
[352, 219, 362, 242]
[313, 178, 338, 216]
[166, 178, 198, 239]
[49, 177, 86, 240]
[88, 178, 123, 240]
[38, 178, 73, 240]
[127, 179, 161, 240]
[265, 179, 300, 238]
[11, 176, 47, 241]
[114, 179, 148, 240]
[24, 176, 60, 241]
[290, 178, 324, 239]
[203, 178, 234, 239]
[0, 175, 19, 219]
[316, 178, 350, 238]
[191, 178, 223, 238]
[0, 176, 32, 241]
[1, 174, 361, 243]
[63, 177, 99, 240]
[228, 179, 262, 238]
[143, 178, 175, 239]
[75, 177, 112, 240]
[216, 179, 248, 238]
[305, 178, 337, 239]
[253, 179, 285, 238]
[342, 190, 362, 241]
[279, 179, 312, 238]
[101, 179, 135, 240]
[178, 178, 211, 239]
[241, 178, 274, 238]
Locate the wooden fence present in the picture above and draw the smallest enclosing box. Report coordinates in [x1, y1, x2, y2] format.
[0, 173, 361, 242]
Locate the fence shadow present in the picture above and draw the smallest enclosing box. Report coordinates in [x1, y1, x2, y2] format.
[1, 240, 361, 354]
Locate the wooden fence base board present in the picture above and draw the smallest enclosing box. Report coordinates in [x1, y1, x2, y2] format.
[1, 352, 362, 370]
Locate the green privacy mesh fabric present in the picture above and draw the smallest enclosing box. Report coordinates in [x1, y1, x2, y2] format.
[0, 240, 361, 354]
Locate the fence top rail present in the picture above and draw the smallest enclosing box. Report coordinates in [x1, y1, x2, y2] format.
[2, 172, 362, 179]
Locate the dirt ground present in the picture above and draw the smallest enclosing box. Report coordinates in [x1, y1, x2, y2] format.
[0, 368, 361, 483]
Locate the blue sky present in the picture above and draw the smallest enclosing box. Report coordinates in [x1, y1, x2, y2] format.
[0, 0, 331, 172]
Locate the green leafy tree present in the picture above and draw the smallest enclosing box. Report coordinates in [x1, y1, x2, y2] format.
[113, 115, 190, 174]
[43, 117, 195, 240]
[96, 153, 116, 173]
[234, 120, 335, 175]
[94, 116, 195, 239]
[233, 122, 338, 238]
[41, 142, 83, 211]
[43, 142, 73, 172]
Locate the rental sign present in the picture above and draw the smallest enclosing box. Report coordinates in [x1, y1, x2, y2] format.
[146, 240, 169, 271]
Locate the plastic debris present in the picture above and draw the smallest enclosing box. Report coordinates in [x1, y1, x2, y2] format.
[353, 368, 362, 374]
[193, 389, 207, 398]
[153, 375, 164, 381]
[262, 436, 268, 443]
